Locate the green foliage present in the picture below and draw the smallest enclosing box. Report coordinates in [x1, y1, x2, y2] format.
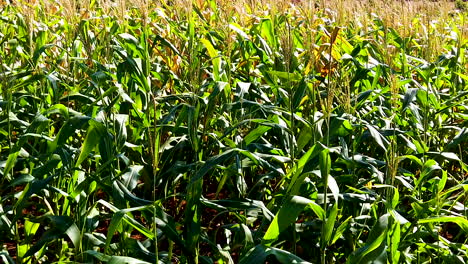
[0, 1, 467, 263]
[456, 0, 467, 11]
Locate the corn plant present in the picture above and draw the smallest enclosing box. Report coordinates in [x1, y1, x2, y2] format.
[0, 0, 467, 263]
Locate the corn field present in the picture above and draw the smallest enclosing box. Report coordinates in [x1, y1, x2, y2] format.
[0, 0, 467, 263]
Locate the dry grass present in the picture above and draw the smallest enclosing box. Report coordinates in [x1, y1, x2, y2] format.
[4, 0, 464, 61]
[4, 0, 457, 19]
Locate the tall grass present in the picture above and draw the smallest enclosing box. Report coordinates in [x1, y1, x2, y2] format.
[0, 0, 467, 263]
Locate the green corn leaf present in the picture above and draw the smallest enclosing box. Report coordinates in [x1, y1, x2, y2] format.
[327, 175, 339, 202]
[119, 33, 140, 47]
[389, 209, 409, 225]
[24, 219, 40, 239]
[296, 126, 312, 153]
[308, 201, 326, 220]
[259, 18, 278, 49]
[23, 230, 62, 259]
[59, 92, 95, 104]
[32, 154, 61, 179]
[115, 181, 152, 206]
[239, 244, 311, 264]
[455, 72, 468, 81]
[108, 256, 152, 264]
[3, 113, 50, 180]
[438, 170, 448, 193]
[419, 216, 468, 233]
[75, 119, 106, 167]
[13, 176, 54, 223]
[441, 184, 468, 199]
[187, 103, 200, 153]
[8, 174, 34, 188]
[202, 198, 274, 221]
[3, 150, 20, 181]
[104, 211, 125, 253]
[47, 115, 90, 154]
[268, 70, 302, 82]
[190, 149, 237, 183]
[391, 187, 399, 209]
[416, 159, 441, 189]
[85, 250, 152, 264]
[229, 23, 250, 40]
[398, 155, 423, 167]
[103, 204, 155, 254]
[263, 195, 312, 246]
[153, 205, 191, 256]
[331, 216, 352, 245]
[200, 38, 220, 81]
[347, 214, 389, 264]
[323, 203, 338, 247]
[85, 250, 112, 261]
[445, 128, 468, 150]
[244, 125, 271, 145]
[121, 165, 144, 191]
[319, 148, 331, 182]
[32, 44, 55, 66]
[401, 88, 418, 112]
[365, 124, 388, 152]
[185, 175, 203, 254]
[390, 221, 401, 264]
[439, 152, 460, 161]
[0, 251, 15, 264]
[42, 104, 71, 119]
[24, 215, 80, 258]
[115, 114, 129, 149]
